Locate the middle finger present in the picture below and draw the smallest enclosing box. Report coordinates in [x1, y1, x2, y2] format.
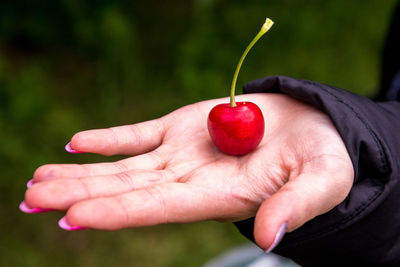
[25, 168, 176, 210]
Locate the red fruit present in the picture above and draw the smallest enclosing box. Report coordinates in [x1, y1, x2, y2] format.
[207, 18, 273, 156]
[207, 102, 265, 156]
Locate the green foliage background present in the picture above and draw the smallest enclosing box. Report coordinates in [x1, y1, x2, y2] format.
[0, 0, 397, 266]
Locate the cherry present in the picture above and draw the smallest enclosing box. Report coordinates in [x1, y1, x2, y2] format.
[208, 102, 264, 156]
[207, 18, 274, 156]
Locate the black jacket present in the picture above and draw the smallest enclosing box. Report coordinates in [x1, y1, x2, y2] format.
[236, 2, 400, 266]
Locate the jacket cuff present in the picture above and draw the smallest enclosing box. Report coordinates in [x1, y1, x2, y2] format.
[236, 75, 400, 265]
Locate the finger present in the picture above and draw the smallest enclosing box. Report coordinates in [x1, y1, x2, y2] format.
[33, 150, 167, 182]
[69, 119, 165, 156]
[63, 183, 228, 230]
[25, 169, 176, 210]
[253, 170, 353, 252]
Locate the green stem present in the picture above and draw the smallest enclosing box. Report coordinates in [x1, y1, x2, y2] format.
[230, 18, 274, 107]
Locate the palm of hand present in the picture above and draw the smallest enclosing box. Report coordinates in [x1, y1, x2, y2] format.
[25, 93, 353, 250]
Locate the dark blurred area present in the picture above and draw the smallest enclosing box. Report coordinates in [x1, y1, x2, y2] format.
[0, 0, 397, 266]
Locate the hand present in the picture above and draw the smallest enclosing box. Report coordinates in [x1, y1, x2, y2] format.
[23, 93, 354, 251]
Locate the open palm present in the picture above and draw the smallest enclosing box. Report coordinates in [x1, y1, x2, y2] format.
[24, 93, 354, 250]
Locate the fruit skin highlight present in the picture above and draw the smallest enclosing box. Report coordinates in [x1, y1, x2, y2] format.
[207, 18, 273, 156]
[208, 102, 264, 156]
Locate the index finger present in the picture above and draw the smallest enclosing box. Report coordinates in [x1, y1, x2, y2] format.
[69, 119, 166, 156]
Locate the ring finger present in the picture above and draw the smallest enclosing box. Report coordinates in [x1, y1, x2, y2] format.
[33, 149, 169, 183]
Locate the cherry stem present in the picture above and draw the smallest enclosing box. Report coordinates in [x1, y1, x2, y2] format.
[230, 18, 274, 107]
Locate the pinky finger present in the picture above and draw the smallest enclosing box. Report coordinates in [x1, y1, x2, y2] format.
[60, 183, 226, 230]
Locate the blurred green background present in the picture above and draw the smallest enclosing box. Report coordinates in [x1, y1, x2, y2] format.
[0, 0, 397, 266]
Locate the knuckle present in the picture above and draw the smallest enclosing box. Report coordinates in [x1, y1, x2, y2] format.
[113, 196, 131, 227]
[128, 125, 143, 147]
[115, 172, 136, 190]
[78, 179, 92, 199]
[113, 161, 130, 173]
[144, 186, 168, 224]
[106, 127, 121, 150]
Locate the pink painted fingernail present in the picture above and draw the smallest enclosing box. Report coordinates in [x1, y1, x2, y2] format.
[266, 222, 288, 253]
[19, 201, 53, 214]
[58, 216, 88, 231]
[65, 142, 83, 154]
[27, 179, 35, 188]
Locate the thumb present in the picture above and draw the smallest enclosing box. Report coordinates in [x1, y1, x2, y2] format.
[254, 171, 353, 252]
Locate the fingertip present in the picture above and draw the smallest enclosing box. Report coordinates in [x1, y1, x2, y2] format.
[33, 165, 46, 180]
[58, 216, 88, 231]
[69, 130, 94, 153]
[24, 186, 38, 208]
[67, 198, 121, 230]
[65, 142, 83, 154]
[24, 184, 53, 212]
[265, 222, 288, 253]
[33, 164, 59, 181]
[63, 204, 89, 230]
[27, 179, 35, 188]
[19, 200, 53, 213]
[70, 130, 112, 155]
[254, 217, 289, 251]
[25, 180, 71, 210]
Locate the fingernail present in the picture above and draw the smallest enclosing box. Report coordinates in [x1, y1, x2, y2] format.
[19, 201, 53, 214]
[27, 179, 35, 188]
[65, 142, 83, 154]
[266, 222, 288, 253]
[58, 216, 88, 231]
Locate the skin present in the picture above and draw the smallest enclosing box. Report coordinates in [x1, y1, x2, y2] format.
[24, 93, 354, 251]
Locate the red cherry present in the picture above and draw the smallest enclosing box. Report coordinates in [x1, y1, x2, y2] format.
[207, 102, 265, 156]
[207, 18, 273, 156]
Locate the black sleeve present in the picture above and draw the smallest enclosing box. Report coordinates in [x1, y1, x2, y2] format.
[235, 75, 400, 267]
